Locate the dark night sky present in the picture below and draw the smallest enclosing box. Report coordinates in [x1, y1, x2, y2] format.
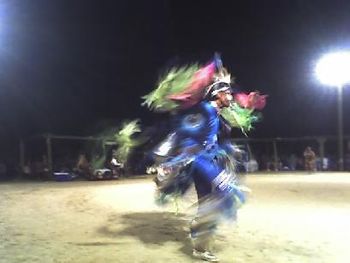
[0, 0, 350, 145]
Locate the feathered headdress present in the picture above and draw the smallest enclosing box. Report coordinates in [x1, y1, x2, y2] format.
[143, 54, 267, 134]
[142, 53, 236, 111]
[205, 53, 233, 98]
[142, 62, 215, 111]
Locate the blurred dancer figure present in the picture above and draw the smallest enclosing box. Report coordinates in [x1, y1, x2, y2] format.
[143, 54, 266, 262]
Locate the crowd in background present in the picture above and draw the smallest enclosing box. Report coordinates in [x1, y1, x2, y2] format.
[1, 145, 350, 181]
[252, 146, 350, 172]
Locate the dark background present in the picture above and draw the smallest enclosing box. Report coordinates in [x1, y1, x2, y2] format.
[0, 0, 350, 148]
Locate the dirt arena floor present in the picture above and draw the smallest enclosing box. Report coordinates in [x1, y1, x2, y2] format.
[1, 172, 350, 263]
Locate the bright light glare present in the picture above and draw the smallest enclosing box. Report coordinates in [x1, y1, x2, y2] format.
[315, 51, 350, 87]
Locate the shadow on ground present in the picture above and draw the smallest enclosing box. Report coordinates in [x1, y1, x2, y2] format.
[97, 211, 193, 257]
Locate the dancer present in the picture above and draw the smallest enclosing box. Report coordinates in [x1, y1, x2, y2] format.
[142, 54, 267, 262]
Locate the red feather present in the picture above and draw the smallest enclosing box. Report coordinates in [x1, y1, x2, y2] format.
[168, 62, 215, 109]
[234, 91, 267, 110]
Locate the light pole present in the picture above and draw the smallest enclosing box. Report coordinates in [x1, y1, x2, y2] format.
[315, 51, 350, 171]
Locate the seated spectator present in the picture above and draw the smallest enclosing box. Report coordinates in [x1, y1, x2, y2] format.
[75, 154, 92, 178]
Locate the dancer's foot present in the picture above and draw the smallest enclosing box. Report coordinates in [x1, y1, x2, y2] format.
[192, 249, 219, 262]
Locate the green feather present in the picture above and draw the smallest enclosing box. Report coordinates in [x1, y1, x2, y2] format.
[220, 103, 261, 135]
[114, 120, 142, 163]
[142, 64, 199, 112]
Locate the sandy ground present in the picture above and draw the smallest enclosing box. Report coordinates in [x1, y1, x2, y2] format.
[1, 172, 350, 263]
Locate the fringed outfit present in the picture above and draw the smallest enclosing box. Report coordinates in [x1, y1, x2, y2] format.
[142, 54, 266, 259]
